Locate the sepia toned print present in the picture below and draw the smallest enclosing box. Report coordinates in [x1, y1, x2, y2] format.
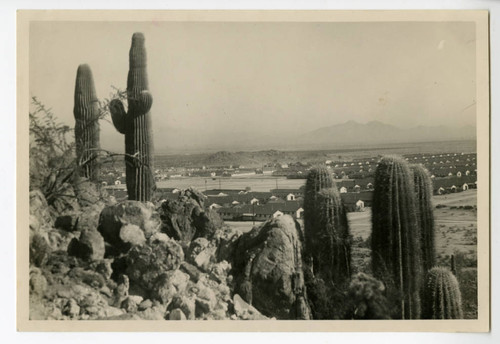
[17, 10, 490, 331]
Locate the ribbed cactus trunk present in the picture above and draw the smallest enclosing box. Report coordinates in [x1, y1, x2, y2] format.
[110, 32, 155, 201]
[422, 267, 463, 319]
[411, 164, 436, 273]
[73, 64, 100, 181]
[314, 187, 351, 285]
[303, 166, 335, 272]
[371, 156, 422, 319]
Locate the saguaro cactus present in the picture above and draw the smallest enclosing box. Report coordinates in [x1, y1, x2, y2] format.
[422, 267, 463, 319]
[411, 164, 436, 273]
[110, 32, 155, 201]
[303, 166, 335, 269]
[74, 64, 100, 181]
[314, 187, 351, 284]
[371, 156, 422, 319]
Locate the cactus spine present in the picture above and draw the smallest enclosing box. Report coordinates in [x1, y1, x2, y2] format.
[303, 166, 335, 271]
[422, 267, 463, 319]
[73, 64, 100, 181]
[371, 156, 422, 319]
[314, 187, 351, 284]
[411, 164, 436, 273]
[110, 33, 155, 201]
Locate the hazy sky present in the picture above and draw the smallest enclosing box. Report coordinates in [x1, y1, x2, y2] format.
[29, 21, 476, 151]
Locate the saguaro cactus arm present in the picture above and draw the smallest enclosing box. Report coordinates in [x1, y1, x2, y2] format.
[136, 90, 153, 115]
[109, 99, 127, 134]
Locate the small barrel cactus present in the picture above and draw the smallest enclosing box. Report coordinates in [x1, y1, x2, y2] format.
[303, 166, 335, 270]
[73, 64, 100, 181]
[313, 187, 351, 284]
[371, 156, 422, 319]
[411, 164, 436, 273]
[110, 32, 155, 201]
[422, 267, 463, 319]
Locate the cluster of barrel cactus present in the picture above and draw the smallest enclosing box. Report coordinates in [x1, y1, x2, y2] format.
[303, 166, 352, 319]
[72, 32, 155, 202]
[370, 156, 464, 320]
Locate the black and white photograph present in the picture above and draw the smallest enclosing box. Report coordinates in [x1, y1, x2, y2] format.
[17, 10, 490, 332]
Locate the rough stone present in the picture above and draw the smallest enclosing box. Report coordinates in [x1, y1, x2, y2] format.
[125, 238, 184, 291]
[188, 237, 217, 272]
[168, 308, 186, 320]
[98, 201, 161, 254]
[54, 215, 78, 232]
[30, 189, 53, 229]
[152, 270, 189, 304]
[29, 267, 47, 297]
[214, 226, 242, 262]
[121, 297, 138, 313]
[119, 224, 146, 246]
[68, 230, 105, 261]
[94, 259, 113, 279]
[232, 294, 268, 320]
[232, 215, 311, 319]
[63, 298, 81, 318]
[158, 188, 224, 242]
[138, 299, 153, 311]
[30, 233, 51, 267]
[180, 261, 203, 283]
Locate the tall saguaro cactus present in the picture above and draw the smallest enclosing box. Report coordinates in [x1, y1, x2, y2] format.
[422, 267, 463, 319]
[74, 64, 100, 181]
[303, 166, 335, 270]
[110, 32, 155, 201]
[314, 187, 351, 285]
[371, 156, 422, 319]
[411, 164, 436, 273]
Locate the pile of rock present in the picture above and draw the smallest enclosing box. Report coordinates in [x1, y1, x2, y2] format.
[29, 185, 313, 320]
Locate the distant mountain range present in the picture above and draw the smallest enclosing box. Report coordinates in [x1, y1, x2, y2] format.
[102, 120, 476, 154]
[296, 120, 476, 149]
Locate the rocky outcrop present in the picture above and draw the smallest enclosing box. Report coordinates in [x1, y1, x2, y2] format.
[98, 201, 161, 254]
[158, 188, 224, 242]
[29, 186, 281, 321]
[232, 215, 311, 319]
[30, 189, 54, 230]
[68, 230, 106, 261]
[125, 235, 185, 292]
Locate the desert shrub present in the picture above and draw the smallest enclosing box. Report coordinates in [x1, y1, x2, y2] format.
[344, 273, 390, 319]
[30, 91, 126, 208]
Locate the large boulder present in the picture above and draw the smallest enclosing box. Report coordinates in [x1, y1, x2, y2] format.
[97, 201, 161, 254]
[232, 215, 311, 319]
[125, 236, 184, 293]
[158, 187, 224, 242]
[68, 230, 106, 261]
